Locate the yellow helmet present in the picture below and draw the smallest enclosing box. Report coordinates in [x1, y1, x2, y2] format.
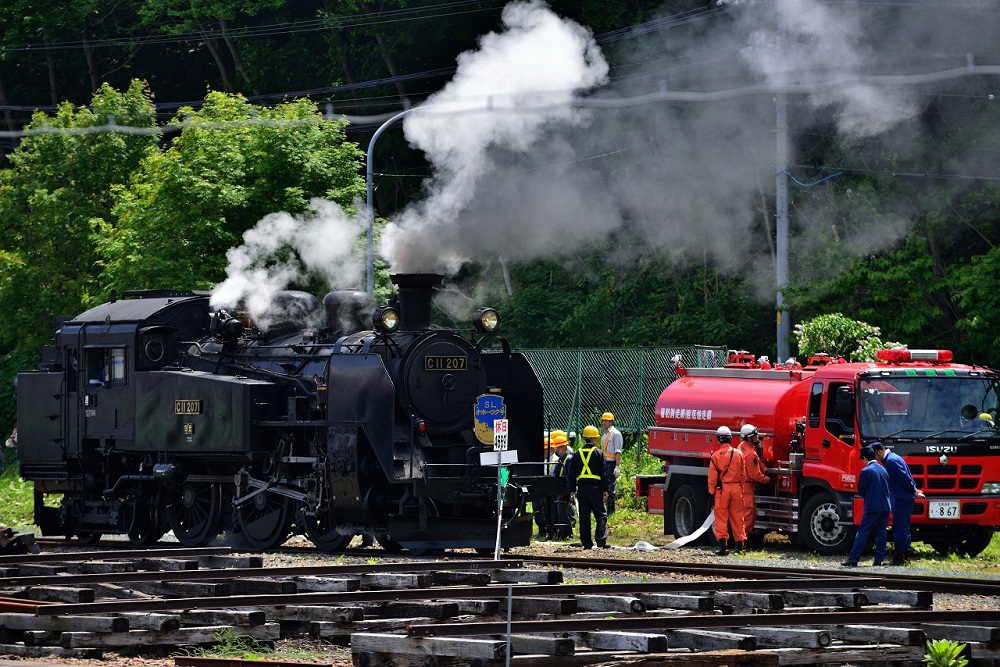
[582, 425, 600, 439]
[601, 412, 615, 422]
[549, 431, 569, 447]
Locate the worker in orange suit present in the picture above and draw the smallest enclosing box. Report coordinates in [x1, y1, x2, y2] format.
[707, 426, 747, 556]
[737, 424, 771, 543]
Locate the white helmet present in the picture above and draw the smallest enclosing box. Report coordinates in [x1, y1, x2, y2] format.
[740, 424, 759, 439]
[716, 426, 732, 443]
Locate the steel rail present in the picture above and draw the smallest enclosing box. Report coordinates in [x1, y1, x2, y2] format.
[35, 577, 881, 615]
[406, 608, 1000, 637]
[523, 555, 1000, 596]
[0, 558, 525, 587]
[175, 658, 334, 667]
[0, 545, 234, 563]
[10, 551, 1000, 596]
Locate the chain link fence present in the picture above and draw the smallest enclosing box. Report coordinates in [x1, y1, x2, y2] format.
[519, 345, 727, 437]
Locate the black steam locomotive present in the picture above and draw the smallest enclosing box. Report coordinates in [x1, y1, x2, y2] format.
[16, 273, 555, 552]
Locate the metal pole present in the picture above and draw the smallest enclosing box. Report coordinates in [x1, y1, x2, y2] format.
[494, 462, 505, 561]
[775, 94, 790, 362]
[366, 108, 415, 296]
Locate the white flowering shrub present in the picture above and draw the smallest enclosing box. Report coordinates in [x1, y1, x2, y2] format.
[794, 313, 904, 362]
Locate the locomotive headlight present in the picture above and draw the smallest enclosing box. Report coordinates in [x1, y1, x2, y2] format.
[474, 307, 500, 333]
[373, 306, 400, 332]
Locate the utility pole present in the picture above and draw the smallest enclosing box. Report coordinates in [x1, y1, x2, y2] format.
[775, 94, 790, 362]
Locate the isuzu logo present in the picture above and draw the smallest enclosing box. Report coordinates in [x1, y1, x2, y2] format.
[925, 445, 957, 454]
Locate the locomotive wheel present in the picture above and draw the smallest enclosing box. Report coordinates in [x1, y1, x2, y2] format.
[166, 482, 222, 547]
[375, 534, 404, 553]
[300, 512, 351, 552]
[799, 492, 854, 556]
[234, 493, 292, 550]
[127, 499, 166, 546]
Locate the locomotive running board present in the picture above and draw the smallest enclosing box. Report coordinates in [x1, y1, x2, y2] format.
[663, 511, 714, 550]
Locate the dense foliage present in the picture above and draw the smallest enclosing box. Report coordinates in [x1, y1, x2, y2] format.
[2, 1, 1000, 441]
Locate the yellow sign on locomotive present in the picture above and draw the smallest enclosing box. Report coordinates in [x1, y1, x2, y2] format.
[175, 400, 202, 415]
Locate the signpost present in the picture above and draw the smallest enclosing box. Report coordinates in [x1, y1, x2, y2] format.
[478, 419, 516, 560]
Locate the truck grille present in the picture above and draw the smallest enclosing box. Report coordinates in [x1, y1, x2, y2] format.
[908, 464, 983, 492]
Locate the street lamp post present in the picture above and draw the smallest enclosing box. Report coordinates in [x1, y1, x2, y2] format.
[366, 107, 416, 296]
[775, 94, 790, 362]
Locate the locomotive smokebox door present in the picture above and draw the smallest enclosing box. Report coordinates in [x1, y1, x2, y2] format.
[401, 336, 487, 434]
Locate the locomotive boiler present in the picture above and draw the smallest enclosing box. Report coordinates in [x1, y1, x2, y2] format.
[16, 273, 555, 552]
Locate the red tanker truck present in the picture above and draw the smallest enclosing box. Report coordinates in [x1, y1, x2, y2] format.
[636, 349, 1000, 556]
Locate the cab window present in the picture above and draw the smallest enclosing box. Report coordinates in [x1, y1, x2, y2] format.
[824, 381, 854, 439]
[86, 348, 127, 386]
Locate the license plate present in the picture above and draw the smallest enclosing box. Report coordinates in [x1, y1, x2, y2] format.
[928, 500, 960, 519]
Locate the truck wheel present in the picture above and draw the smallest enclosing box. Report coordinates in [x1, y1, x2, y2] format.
[669, 485, 710, 545]
[799, 493, 853, 555]
[929, 526, 995, 557]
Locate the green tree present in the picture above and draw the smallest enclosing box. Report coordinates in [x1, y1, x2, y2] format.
[93, 91, 366, 295]
[0, 80, 158, 349]
[497, 253, 771, 352]
[137, 0, 285, 94]
[953, 246, 1000, 366]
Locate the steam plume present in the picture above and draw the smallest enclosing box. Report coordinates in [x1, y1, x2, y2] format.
[213, 0, 994, 314]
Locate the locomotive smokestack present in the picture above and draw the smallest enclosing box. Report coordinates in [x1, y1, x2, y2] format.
[390, 273, 442, 330]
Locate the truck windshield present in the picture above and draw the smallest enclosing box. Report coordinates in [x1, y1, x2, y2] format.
[858, 375, 1000, 441]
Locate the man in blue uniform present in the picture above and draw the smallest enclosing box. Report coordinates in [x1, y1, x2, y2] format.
[872, 441, 924, 565]
[842, 446, 891, 567]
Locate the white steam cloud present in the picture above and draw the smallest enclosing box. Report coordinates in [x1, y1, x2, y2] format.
[737, 0, 918, 137]
[213, 0, 994, 313]
[211, 199, 363, 325]
[381, 0, 610, 272]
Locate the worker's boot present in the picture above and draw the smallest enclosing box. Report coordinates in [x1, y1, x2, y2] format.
[734, 541, 745, 554]
[713, 538, 728, 556]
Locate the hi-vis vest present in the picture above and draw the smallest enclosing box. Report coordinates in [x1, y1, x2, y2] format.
[576, 447, 601, 481]
[601, 426, 620, 457]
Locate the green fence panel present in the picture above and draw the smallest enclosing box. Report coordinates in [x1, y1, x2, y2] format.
[518, 346, 727, 437]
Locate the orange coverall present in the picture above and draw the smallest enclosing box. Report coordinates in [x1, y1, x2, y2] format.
[707, 444, 747, 543]
[738, 439, 770, 536]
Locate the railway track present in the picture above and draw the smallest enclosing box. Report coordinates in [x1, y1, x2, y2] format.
[1, 545, 998, 666]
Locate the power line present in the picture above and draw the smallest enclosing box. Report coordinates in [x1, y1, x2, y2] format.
[5, 64, 1000, 140]
[0, 0, 507, 52]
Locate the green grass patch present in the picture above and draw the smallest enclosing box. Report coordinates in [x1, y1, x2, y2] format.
[0, 461, 35, 531]
[174, 628, 275, 660]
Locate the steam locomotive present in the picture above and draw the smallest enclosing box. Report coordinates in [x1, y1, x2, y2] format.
[16, 273, 555, 552]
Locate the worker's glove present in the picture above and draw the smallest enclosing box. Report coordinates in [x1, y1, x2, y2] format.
[613, 466, 621, 477]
